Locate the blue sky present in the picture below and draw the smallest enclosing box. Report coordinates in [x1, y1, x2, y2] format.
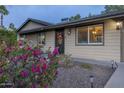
[4, 5, 105, 28]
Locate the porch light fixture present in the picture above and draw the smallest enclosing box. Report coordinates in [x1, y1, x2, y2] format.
[89, 75, 94, 88]
[116, 21, 122, 30]
[67, 28, 71, 35]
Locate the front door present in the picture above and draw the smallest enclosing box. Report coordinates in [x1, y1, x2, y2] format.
[55, 29, 64, 54]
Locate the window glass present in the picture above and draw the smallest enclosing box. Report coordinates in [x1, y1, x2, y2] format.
[77, 27, 88, 44]
[38, 33, 46, 45]
[89, 24, 103, 43]
[76, 24, 103, 45]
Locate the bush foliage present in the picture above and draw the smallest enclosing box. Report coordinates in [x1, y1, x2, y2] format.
[0, 40, 61, 88]
[0, 29, 17, 46]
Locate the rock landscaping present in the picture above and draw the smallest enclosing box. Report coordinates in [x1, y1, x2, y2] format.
[50, 63, 115, 88]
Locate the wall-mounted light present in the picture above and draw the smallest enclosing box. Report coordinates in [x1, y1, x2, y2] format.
[67, 28, 71, 35]
[116, 21, 122, 30]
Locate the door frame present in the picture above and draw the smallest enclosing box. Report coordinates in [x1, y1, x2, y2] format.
[55, 29, 65, 54]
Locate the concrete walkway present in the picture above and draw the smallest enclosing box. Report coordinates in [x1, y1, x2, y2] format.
[105, 63, 124, 88]
[72, 58, 124, 88]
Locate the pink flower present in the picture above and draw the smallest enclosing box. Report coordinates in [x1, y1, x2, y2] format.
[5, 47, 12, 53]
[42, 63, 47, 70]
[31, 64, 42, 73]
[21, 54, 28, 60]
[31, 64, 36, 73]
[20, 70, 29, 78]
[39, 58, 46, 64]
[48, 53, 53, 58]
[36, 64, 41, 73]
[25, 46, 32, 51]
[32, 49, 42, 56]
[52, 47, 59, 56]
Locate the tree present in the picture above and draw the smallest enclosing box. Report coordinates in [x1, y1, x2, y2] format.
[69, 14, 81, 21]
[0, 5, 9, 27]
[8, 23, 16, 31]
[88, 13, 92, 17]
[102, 5, 124, 14]
[0, 29, 17, 46]
[74, 14, 81, 20]
[61, 14, 81, 22]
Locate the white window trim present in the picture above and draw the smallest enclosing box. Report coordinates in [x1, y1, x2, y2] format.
[76, 24, 104, 45]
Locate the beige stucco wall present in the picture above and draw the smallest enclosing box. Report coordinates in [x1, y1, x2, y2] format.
[64, 19, 121, 62]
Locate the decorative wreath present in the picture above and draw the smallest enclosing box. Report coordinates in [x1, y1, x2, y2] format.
[57, 33, 62, 39]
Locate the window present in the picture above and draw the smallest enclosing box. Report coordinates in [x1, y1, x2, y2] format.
[89, 24, 103, 43]
[38, 33, 46, 45]
[77, 27, 88, 44]
[20, 35, 26, 40]
[76, 24, 103, 45]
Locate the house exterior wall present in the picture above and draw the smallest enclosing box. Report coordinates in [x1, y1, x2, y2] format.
[22, 31, 55, 51]
[18, 19, 121, 62]
[121, 21, 124, 62]
[20, 21, 44, 31]
[44, 31, 55, 51]
[26, 33, 38, 45]
[64, 19, 121, 62]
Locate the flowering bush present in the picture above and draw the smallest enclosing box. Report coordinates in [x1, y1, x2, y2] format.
[57, 54, 72, 67]
[0, 41, 60, 88]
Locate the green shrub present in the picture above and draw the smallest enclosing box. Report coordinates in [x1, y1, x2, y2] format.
[0, 29, 17, 47]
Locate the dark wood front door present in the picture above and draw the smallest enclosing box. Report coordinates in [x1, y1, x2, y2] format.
[55, 29, 64, 54]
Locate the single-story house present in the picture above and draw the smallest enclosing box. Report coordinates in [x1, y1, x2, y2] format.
[17, 11, 124, 63]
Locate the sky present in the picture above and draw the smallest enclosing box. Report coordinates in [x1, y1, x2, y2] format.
[4, 5, 105, 28]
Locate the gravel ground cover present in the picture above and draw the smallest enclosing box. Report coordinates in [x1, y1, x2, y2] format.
[50, 62, 115, 88]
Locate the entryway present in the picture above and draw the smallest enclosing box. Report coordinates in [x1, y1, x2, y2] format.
[55, 29, 64, 54]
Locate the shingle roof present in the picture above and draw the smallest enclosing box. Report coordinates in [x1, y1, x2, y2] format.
[18, 11, 124, 34]
[56, 10, 124, 25]
[28, 18, 53, 26]
[44, 10, 124, 29]
[17, 18, 53, 32]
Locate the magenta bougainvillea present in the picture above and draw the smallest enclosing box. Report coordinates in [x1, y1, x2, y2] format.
[0, 41, 60, 88]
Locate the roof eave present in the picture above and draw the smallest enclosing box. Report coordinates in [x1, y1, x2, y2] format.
[44, 13, 124, 30]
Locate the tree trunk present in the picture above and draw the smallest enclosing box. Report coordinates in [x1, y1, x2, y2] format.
[0, 13, 3, 27]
